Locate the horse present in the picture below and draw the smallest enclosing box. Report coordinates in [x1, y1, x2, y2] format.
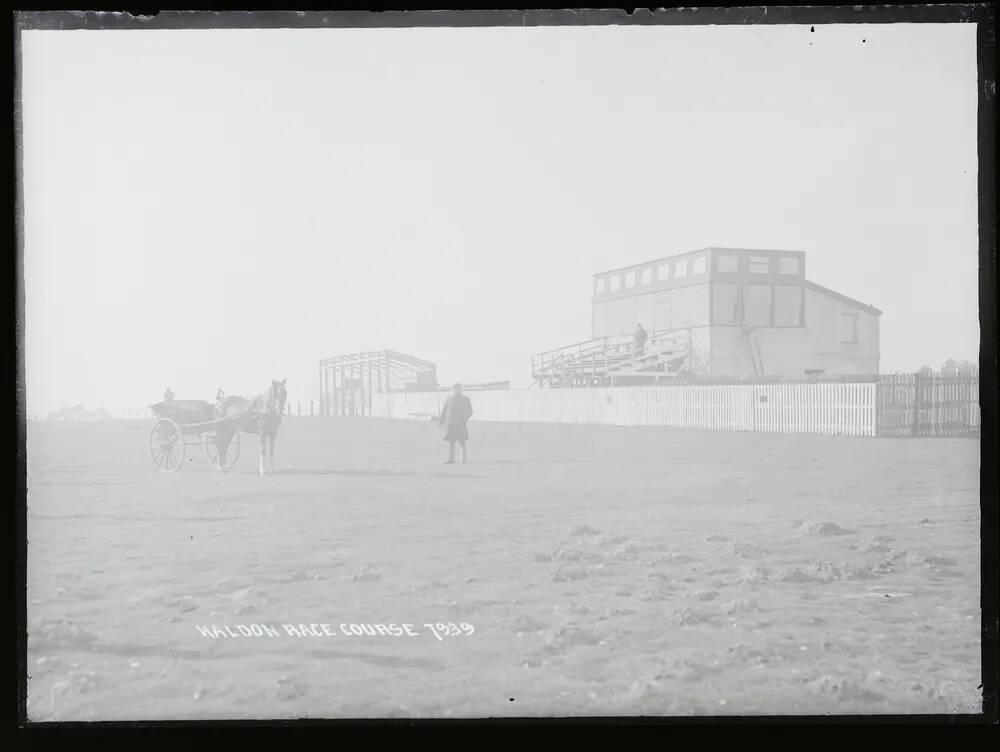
[219, 379, 287, 475]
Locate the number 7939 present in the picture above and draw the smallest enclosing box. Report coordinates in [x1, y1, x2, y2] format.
[423, 622, 474, 641]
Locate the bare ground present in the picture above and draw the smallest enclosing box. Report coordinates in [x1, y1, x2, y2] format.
[25, 417, 982, 719]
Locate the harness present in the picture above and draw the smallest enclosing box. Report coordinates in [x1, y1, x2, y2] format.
[248, 390, 284, 418]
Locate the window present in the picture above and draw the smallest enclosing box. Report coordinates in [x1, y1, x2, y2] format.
[841, 313, 858, 343]
[774, 285, 803, 326]
[691, 256, 707, 275]
[657, 263, 671, 282]
[609, 275, 621, 291]
[624, 271, 637, 288]
[745, 284, 772, 326]
[640, 267, 652, 285]
[595, 277, 606, 294]
[712, 283, 740, 325]
[674, 259, 688, 278]
[717, 254, 739, 273]
[748, 256, 770, 274]
[778, 256, 800, 275]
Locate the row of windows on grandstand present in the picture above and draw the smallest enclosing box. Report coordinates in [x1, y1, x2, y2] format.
[595, 254, 801, 294]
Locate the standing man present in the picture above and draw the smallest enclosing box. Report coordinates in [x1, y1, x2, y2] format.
[439, 383, 473, 464]
[633, 323, 648, 357]
[164, 388, 174, 403]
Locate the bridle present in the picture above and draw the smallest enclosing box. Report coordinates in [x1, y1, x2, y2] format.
[249, 387, 285, 417]
[264, 385, 286, 416]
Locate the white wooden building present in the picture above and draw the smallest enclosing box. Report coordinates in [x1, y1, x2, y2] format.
[533, 247, 881, 386]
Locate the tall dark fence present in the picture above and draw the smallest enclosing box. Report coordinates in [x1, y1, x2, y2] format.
[877, 373, 980, 436]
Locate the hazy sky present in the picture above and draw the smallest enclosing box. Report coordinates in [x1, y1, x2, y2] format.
[21, 22, 980, 414]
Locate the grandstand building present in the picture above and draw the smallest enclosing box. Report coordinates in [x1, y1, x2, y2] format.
[532, 247, 881, 387]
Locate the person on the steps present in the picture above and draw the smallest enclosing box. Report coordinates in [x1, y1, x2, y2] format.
[439, 383, 473, 464]
[633, 323, 648, 357]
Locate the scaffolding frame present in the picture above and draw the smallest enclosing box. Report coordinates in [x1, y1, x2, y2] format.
[318, 350, 437, 417]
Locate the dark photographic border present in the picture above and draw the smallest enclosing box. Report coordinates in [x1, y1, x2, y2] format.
[9, 3, 997, 732]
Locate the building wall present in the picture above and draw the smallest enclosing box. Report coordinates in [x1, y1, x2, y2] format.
[593, 283, 710, 337]
[708, 286, 880, 378]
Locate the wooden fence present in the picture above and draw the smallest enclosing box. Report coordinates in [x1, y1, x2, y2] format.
[375, 383, 879, 437]
[877, 373, 980, 436]
[35, 374, 981, 438]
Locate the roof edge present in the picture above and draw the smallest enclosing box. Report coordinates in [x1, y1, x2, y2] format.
[593, 248, 805, 277]
[805, 281, 883, 316]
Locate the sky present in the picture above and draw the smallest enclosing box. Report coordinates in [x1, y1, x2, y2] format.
[20, 22, 981, 415]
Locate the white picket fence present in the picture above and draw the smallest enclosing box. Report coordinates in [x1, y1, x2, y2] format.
[374, 384, 878, 437]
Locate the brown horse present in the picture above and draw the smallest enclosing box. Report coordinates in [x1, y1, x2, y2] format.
[220, 379, 287, 475]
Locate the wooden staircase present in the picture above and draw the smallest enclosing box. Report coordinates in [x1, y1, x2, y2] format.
[532, 330, 692, 388]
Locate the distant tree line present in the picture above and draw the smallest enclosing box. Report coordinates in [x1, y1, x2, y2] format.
[45, 405, 113, 421]
[916, 359, 978, 377]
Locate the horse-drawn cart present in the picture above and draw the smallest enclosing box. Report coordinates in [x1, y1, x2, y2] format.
[148, 400, 242, 473]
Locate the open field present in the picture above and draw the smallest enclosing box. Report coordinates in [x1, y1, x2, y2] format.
[25, 417, 982, 719]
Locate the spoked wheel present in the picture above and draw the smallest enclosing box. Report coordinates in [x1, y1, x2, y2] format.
[204, 429, 240, 472]
[149, 418, 185, 472]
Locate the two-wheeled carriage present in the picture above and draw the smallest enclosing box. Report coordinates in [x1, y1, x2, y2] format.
[148, 400, 243, 472]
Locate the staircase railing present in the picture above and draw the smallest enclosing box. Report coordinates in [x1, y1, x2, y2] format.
[532, 329, 693, 384]
[531, 335, 630, 379]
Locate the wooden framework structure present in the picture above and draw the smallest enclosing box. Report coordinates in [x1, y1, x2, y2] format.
[319, 350, 437, 417]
